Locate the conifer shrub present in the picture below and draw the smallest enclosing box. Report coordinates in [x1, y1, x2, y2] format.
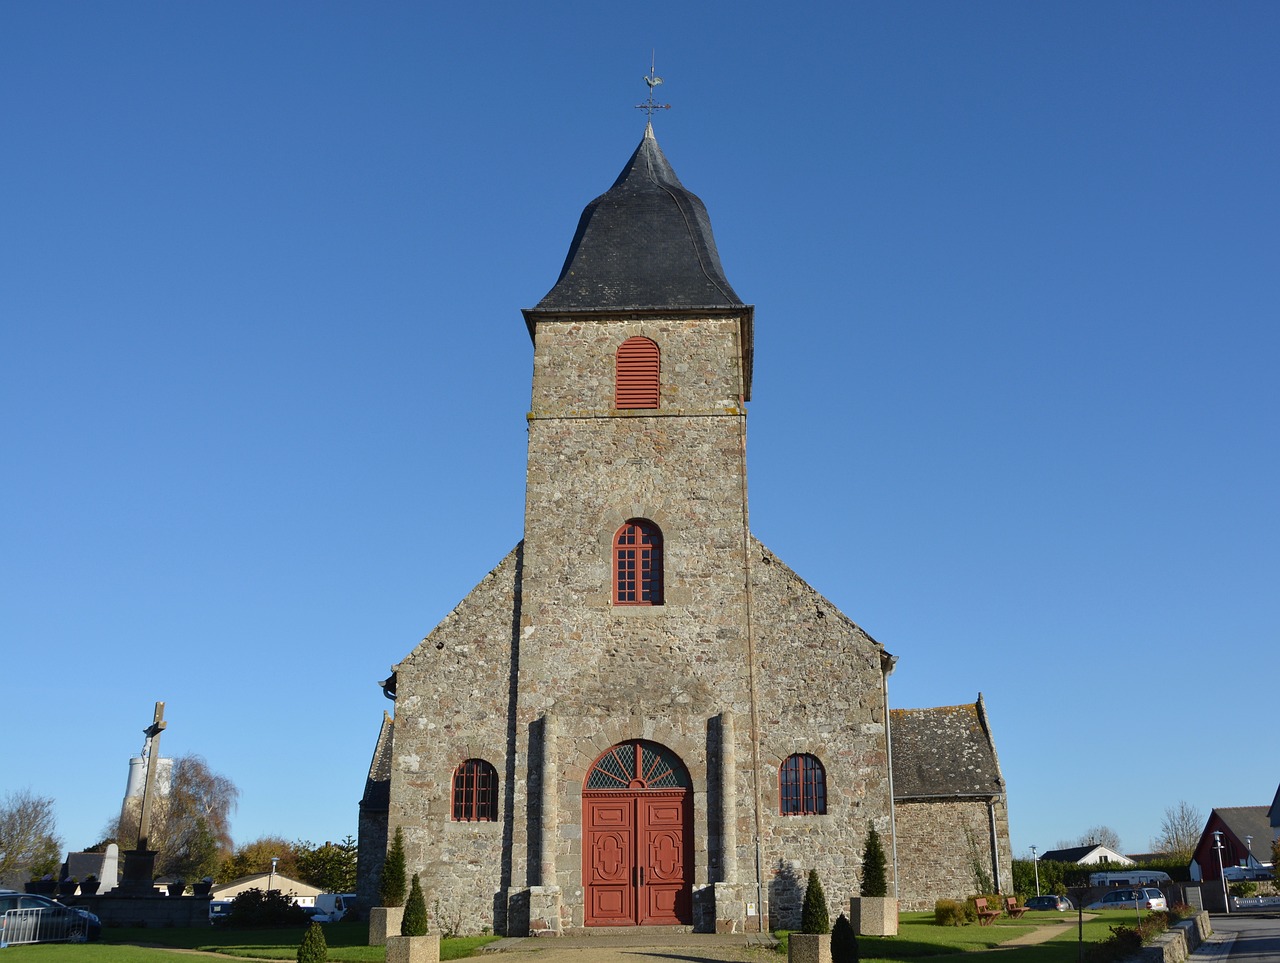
[297, 921, 328, 963]
[401, 872, 429, 937]
[860, 825, 888, 897]
[801, 869, 830, 935]
[380, 826, 407, 908]
[831, 912, 858, 963]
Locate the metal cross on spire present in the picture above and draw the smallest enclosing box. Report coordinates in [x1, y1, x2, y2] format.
[635, 53, 672, 120]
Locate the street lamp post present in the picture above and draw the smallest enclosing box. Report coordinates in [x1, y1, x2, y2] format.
[1031, 845, 1040, 896]
[1212, 831, 1230, 915]
[268, 856, 279, 895]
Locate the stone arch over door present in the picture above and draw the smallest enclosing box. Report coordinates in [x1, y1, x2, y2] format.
[582, 739, 693, 926]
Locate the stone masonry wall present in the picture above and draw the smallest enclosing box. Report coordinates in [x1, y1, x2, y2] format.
[388, 545, 522, 935]
[519, 314, 755, 931]
[895, 798, 1011, 911]
[748, 539, 894, 929]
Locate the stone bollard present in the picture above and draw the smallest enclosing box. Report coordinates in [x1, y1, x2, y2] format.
[788, 932, 832, 963]
[386, 933, 440, 963]
[368, 906, 405, 946]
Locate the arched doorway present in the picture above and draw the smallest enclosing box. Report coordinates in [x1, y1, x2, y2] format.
[582, 740, 692, 926]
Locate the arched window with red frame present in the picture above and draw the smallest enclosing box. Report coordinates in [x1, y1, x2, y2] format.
[615, 337, 660, 409]
[452, 759, 498, 822]
[779, 753, 826, 815]
[614, 519, 663, 605]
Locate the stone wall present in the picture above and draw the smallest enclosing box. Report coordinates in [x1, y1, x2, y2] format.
[894, 797, 1013, 911]
[388, 545, 523, 935]
[381, 312, 896, 936]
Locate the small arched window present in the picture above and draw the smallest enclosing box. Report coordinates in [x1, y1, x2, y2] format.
[615, 337, 660, 409]
[779, 753, 826, 815]
[452, 759, 498, 822]
[614, 519, 663, 605]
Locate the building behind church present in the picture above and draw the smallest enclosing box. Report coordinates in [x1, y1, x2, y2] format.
[357, 121, 1012, 935]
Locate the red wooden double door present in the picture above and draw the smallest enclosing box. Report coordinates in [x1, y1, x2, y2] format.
[582, 741, 692, 927]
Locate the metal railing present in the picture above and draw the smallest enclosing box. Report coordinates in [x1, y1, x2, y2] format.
[1, 906, 90, 946]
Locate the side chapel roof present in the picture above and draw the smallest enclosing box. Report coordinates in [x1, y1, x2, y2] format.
[359, 711, 394, 814]
[528, 123, 744, 315]
[890, 696, 1006, 800]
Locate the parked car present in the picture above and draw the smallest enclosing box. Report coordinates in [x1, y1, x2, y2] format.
[1085, 888, 1166, 911]
[1025, 894, 1074, 911]
[0, 890, 102, 943]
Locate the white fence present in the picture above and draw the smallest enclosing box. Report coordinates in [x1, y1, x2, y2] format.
[0, 906, 91, 946]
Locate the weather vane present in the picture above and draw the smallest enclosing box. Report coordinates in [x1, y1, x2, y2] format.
[636, 52, 672, 120]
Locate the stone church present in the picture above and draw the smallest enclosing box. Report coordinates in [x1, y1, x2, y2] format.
[357, 122, 1013, 935]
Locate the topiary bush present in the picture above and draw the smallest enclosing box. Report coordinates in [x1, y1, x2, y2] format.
[801, 869, 830, 935]
[297, 921, 328, 963]
[380, 826, 407, 908]
[934, 899, 967, 926]
[860, 825, 888, 897]
[831, 912, 858, 963]
[401, 872, 428, 937]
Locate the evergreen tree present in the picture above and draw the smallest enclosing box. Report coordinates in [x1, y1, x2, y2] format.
[800, 869, 829, 935]
[379, 826, 407, 908]
[297, 921, 328, 963]
[860, 825, 888, 897]
[831, 912, 858, 963]
[401, 873, 428, 937]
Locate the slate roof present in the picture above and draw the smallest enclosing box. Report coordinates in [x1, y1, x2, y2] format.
[890, 696, 1006, 800]
[528, 123, 744, 315]
[1213, 806, 1270, 852]
[359, 711, 393, 813]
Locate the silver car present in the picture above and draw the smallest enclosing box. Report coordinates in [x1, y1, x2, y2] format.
[1085, 888, 1167, 911]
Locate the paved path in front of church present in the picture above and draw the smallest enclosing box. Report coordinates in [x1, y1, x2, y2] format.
[481, 918, 1083, 961]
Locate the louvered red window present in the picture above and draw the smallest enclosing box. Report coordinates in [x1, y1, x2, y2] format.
[614, 519, 663, 605]
[452, 759, 498, 821]
[615, 337, 660, 409]
[779, 753, 827, 815]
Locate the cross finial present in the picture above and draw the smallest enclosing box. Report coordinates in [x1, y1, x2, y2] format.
[636, 52, 672, 120]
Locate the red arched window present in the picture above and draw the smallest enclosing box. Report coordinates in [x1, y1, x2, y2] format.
[452, 759, 498, 821]
[615, 337, 659, 409]
[779, 753, 826, 815]
[614, 519, 663, 605]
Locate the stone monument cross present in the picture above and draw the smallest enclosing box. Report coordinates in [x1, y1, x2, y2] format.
[135, 701, 167, 853]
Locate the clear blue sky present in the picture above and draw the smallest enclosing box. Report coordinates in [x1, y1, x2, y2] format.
[3, 2, 1276, 870]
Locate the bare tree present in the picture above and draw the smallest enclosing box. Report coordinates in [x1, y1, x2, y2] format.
[1151, 801, 1203, 861]
[1079, 825, 1122, 852]
[109, 753, 238, 881]
[0, 789, 62, 888]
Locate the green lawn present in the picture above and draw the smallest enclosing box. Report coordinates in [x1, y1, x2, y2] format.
[782, 910, 1126, 963]
[1, 910, 1148, 963]
[1, 922, 499, 962]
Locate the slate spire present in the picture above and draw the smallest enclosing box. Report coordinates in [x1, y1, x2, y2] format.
[531, 123, 743, 313]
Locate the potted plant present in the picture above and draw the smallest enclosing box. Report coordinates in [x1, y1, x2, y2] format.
[26, 875, 57, 895]
[850, 824, 897, 936]
[80, 875, 101, 895]
[370, 826, 408, 946]
[168, 878, 186, 897]
[58, 877, 79, 896]
[193, 876, 214, 896]
[386, 873, 439, 963]
[789, 870, 832, 963]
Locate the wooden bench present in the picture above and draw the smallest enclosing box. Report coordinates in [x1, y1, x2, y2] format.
[975, 897, 1002, 925]
[1005, 897, 1028, 919]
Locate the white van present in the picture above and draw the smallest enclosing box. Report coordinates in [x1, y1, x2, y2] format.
[1089, 870, 1172, 887]
[310, 893, 358, 922]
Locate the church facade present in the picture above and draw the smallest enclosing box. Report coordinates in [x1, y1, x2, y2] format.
[358, 124, 1011, 935]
